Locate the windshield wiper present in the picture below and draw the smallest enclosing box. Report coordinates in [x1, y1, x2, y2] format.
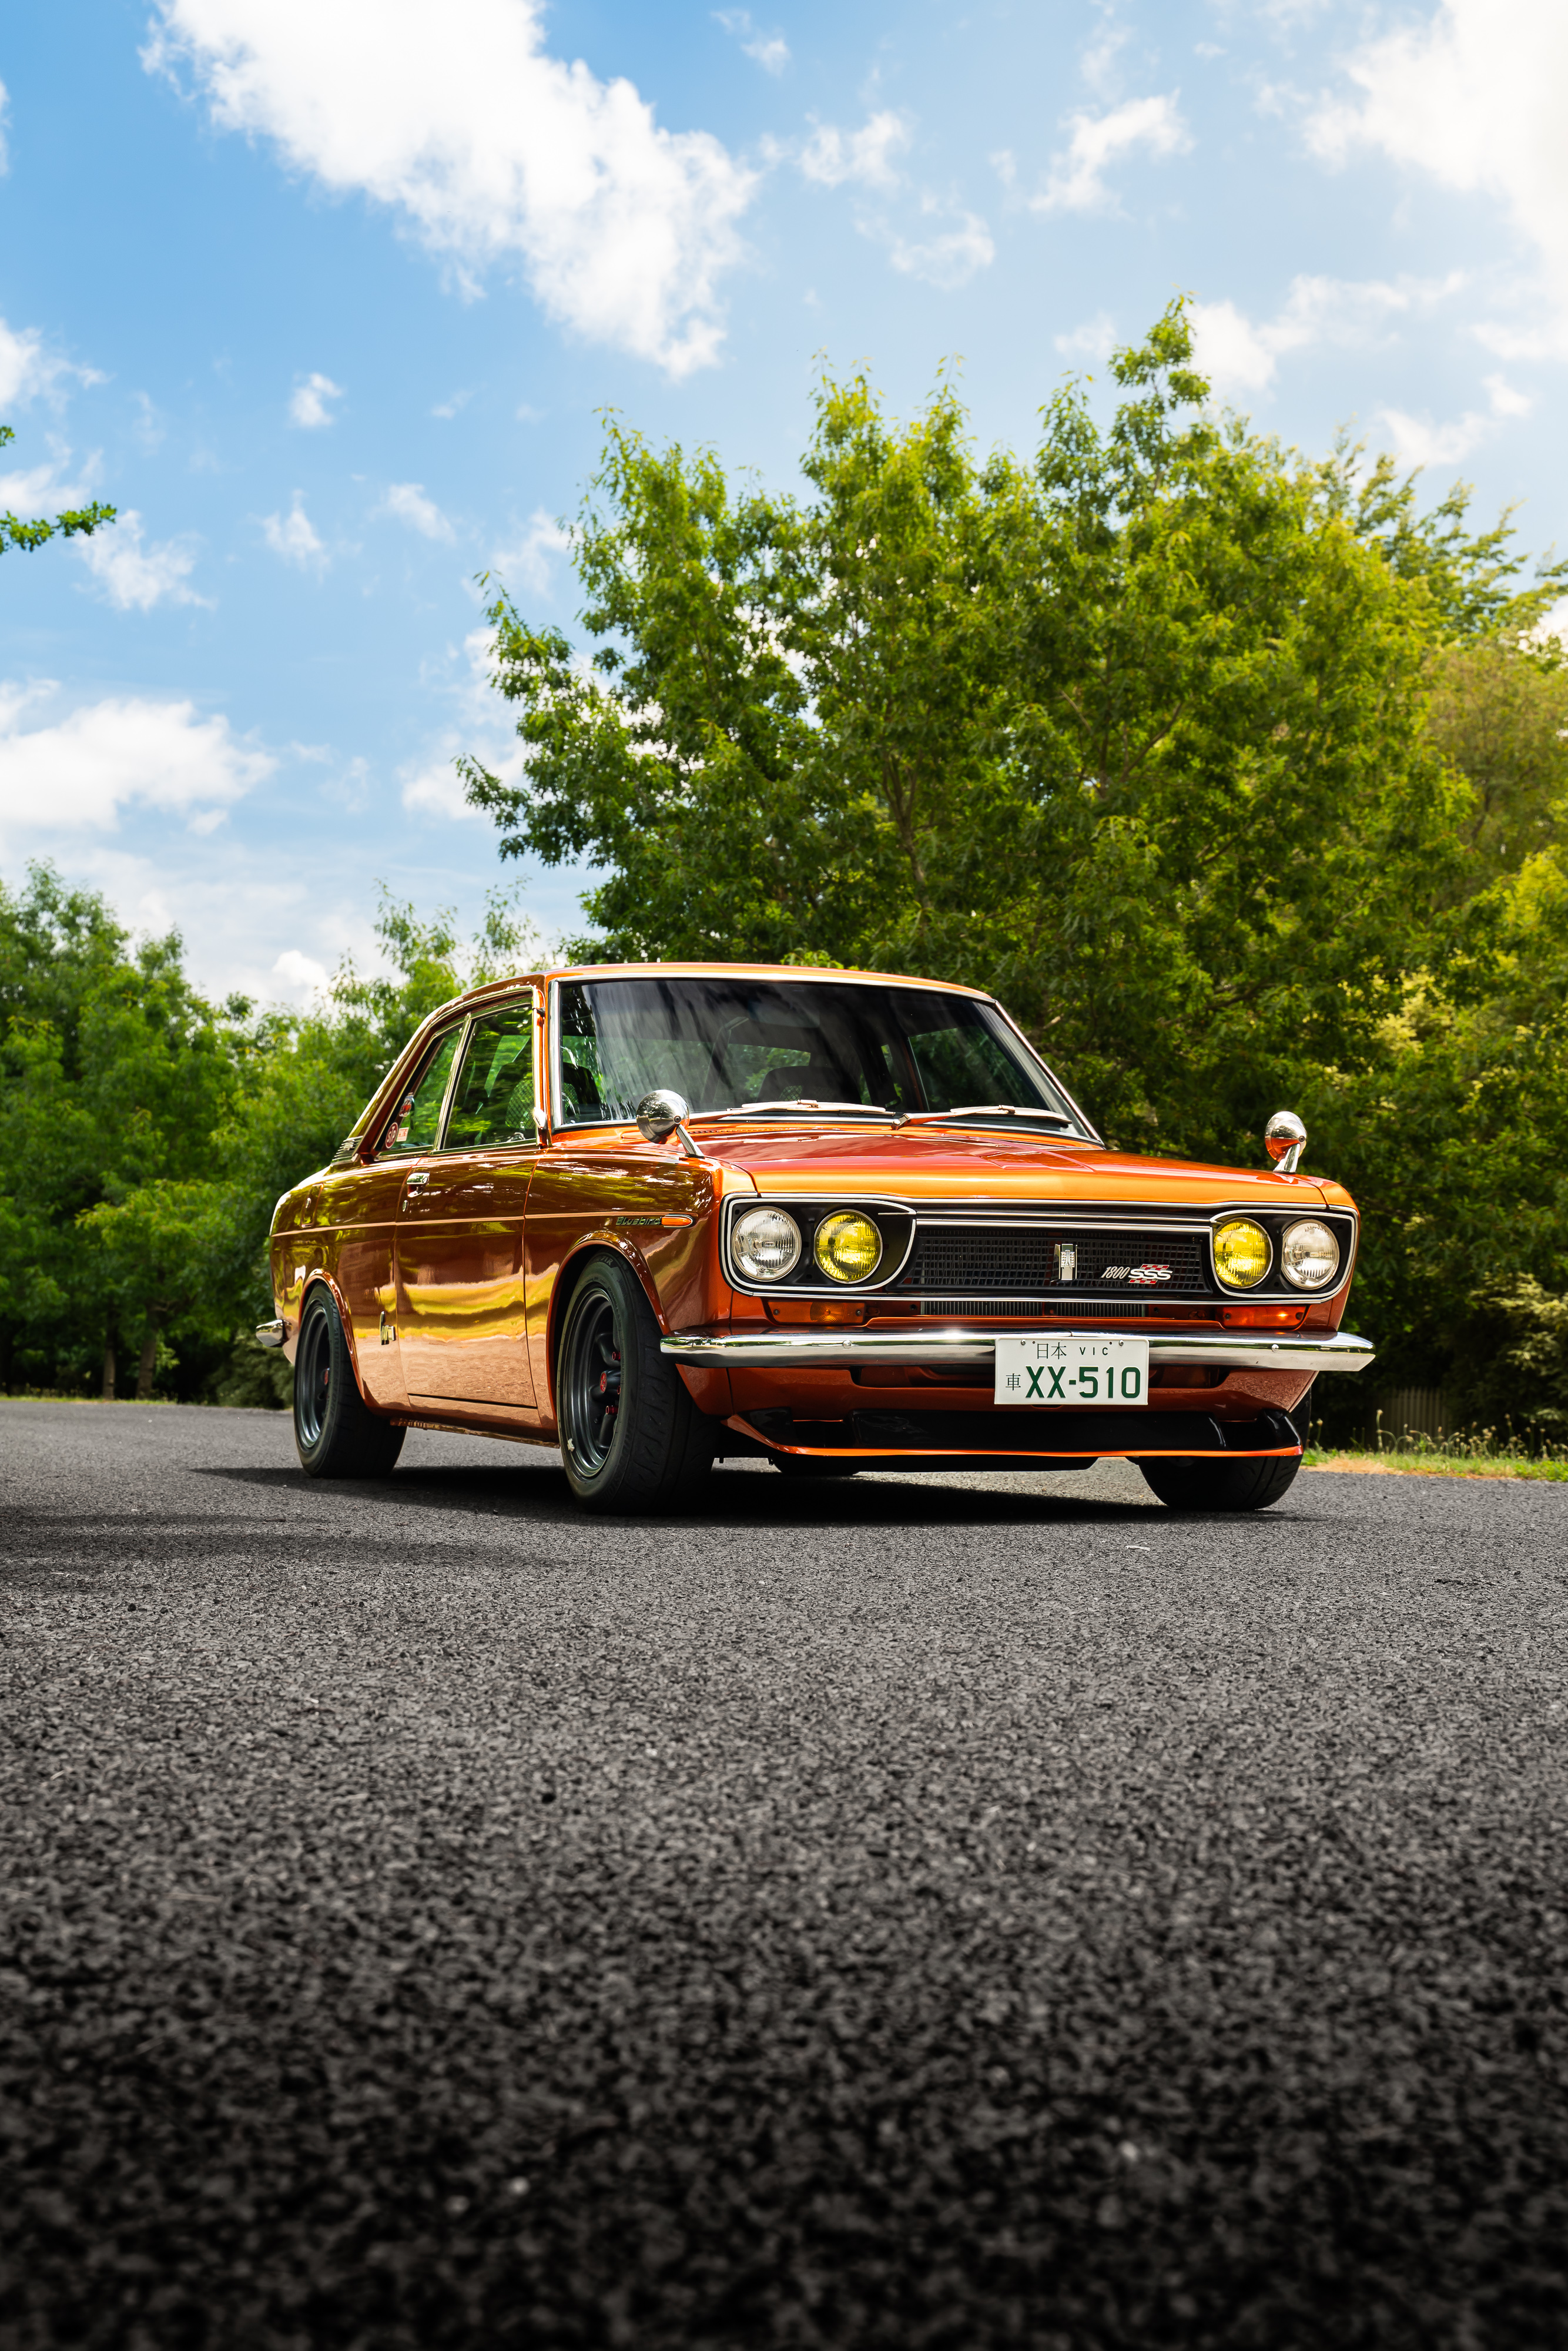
[699, 1099, 898, 1120]
[900, 1103, 1076, 1129]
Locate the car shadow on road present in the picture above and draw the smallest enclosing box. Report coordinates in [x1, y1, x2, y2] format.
[189, 1459, 1322, 1533]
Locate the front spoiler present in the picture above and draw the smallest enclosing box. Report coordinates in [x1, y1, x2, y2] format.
[662, 1327, 1375, 1375]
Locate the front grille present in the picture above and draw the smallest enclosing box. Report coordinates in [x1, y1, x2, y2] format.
[904, 1226, 1209, 1297]
[921, 1297, 1151, 1319]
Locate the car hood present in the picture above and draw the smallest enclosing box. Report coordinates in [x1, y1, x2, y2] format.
[692, 1123, 1340, 1211]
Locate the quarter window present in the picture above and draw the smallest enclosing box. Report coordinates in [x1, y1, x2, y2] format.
[444, 1001, 538, 1150]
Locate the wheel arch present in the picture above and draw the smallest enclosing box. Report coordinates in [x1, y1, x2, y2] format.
[297, 1271, 373, 1405]
[545, 1237, 665, 1421]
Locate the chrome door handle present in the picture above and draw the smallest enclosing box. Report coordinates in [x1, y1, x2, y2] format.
[404, 1170, 429, 1188]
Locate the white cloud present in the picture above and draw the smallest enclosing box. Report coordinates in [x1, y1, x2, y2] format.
[1373, 371, 1535, 471]
[1081, 21, 1128, 97]
[1482, 370, 1531, 417]
[380, 480, 454, 541]
[432, 388, 472, 418]
[289, 370, 343, 427]
[1376, 408, 1489, 470]
[490, 508, 569, 597]
[401, 757, 483, 819]
[0, 443, 99, 517]
[272, 947, 330, 995]
[1308, 3, 1568, 314]
[1054, 311, 1117, 362]
[885, 209, 994, 292]
[1190, 271, 1466, 395]
[799, 110, 910, 191]
[1473, 317, 1568, 363]
[145, 0, 755, 377]
[0, 315, 103, 409]
[0, 682, 274, 840]
[262, 495, 327, 568]
[73, 512, 208, 612]
[713, 9, 788, 74]
[1032, 93, 1190, 214]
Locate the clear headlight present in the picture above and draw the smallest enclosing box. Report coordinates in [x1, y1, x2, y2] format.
[813, 1211, 883, 1284]
[731, 1207, 802, 1282]
[1281, 1219, 1340, 1290]
[1214, 1217, 1271, 1289]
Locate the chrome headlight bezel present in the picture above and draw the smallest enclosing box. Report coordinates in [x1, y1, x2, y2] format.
[730, 1205, 803, 1283]
[1280, 1218, 1342, 1291]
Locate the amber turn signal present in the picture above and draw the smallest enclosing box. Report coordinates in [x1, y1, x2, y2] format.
[1220, 1304, 1306, 1329]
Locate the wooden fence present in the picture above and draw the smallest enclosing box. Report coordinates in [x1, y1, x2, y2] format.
[1373, 1387, 1453, 1442]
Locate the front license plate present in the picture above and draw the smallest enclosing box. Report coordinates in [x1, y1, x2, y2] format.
[994, 1333, 1150, 1406]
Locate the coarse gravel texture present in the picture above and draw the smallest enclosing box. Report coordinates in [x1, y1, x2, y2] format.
[2, 1398, 1567, 2351]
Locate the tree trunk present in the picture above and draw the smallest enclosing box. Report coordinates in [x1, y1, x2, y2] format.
[102, 1343, 116, 1402]
[135, 1322, 160, 1402]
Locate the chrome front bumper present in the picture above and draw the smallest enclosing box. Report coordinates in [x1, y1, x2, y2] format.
[662, 1328, 1375, 1375]
[256, 1318, 287, 1350]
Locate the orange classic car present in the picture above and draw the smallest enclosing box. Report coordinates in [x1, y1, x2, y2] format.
[258, 963, 1373, 1513]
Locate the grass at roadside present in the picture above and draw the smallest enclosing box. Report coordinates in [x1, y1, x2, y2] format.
[1305, 1449, 1568, 1481]
[1304, 1425, 1568, 1482]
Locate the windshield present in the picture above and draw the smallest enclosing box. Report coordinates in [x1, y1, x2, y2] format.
[554, 976, 1090, 1133]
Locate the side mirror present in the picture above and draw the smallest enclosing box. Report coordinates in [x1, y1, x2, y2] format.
[1264, 1110, 1306, 1174]
[635, 1089, 705, 1160]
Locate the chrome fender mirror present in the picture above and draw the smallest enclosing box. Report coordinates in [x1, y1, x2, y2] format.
[1264, 1110, 1306, 1174]
[635, 1089, 705, 1160]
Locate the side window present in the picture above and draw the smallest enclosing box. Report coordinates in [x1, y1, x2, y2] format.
[444, 1000, 538, 1151]
[377, 1027, 462, 1156]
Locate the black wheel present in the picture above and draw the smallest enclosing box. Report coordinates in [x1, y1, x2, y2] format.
[555, 1254, 716, 1513]
[294, 1287, 405, 1478]
[1138, 1453, 1301, 1512]
[770, 1454, 859, 1479]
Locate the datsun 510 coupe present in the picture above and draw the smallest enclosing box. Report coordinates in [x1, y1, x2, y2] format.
[259, 963, 1373, 1512]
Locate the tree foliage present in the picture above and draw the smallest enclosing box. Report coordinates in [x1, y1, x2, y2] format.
[0, 870, 538, 1401]
[464, 302, 1568, 1412]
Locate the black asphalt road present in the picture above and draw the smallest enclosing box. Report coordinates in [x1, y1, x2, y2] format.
[2, 1399, 1567, 2350]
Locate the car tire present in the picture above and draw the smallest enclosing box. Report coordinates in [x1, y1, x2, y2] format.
[1138, 1452, 1301, 1512]
[293, 1285, 406, 1479]
[555, 1254, 716, 1513]
[770, 1454, 859, 1479]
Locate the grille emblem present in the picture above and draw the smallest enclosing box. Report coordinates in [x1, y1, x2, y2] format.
[1127, 1263, 1172, 1285]
[1053, 1241, 1078, 1283]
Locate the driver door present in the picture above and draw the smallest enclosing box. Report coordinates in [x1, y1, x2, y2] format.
[396, 994, 540, 1406]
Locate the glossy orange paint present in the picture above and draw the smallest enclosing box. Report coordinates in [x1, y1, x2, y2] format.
[266, 960, 1368, 1463]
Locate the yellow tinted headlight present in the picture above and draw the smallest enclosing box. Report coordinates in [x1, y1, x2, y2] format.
[1214, 1218, 1271, 1290]
[814, 1211, 883, 1284]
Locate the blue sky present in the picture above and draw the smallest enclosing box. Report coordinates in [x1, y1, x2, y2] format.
[2, 0, 1564, 1005]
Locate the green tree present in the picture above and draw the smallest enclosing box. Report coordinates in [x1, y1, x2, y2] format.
[0, 424, 116, 555]
[77, 1180, 237, 1400]
[463, 302, 1568, 1414]
[0, 868, 246, 1394]
[0, 867, 545, 1401]
[1425, 636, 1568, 898]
